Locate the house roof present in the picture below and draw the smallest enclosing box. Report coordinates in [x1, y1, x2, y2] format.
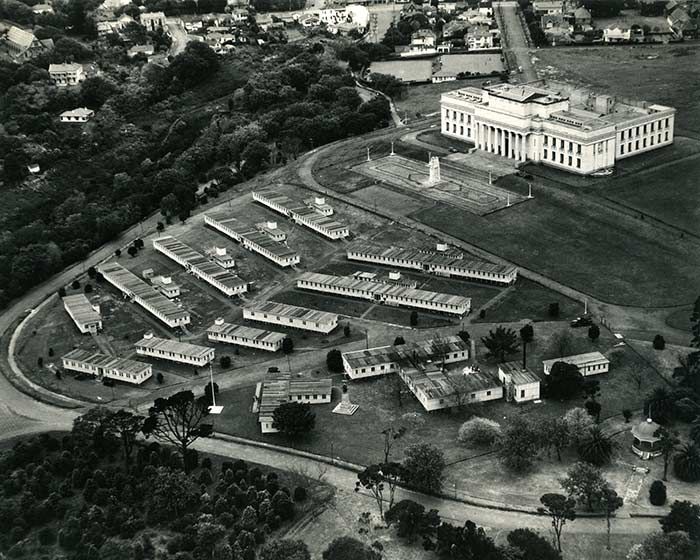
[60, 107, 95, 118]
[62, 294, 101, 325]
[573, 6, 591, 18]
[134, 335, 213, 359]
[258, 375, 332, 423]
[499, 362, 540, 385]
[207, 322, 286, 345]
[246, 301, 338, 325]
[542, 351, 610, 369]
[342, 335, 469, 370]
[7, 26, 35, 49]
[49, 63, 82, 73]
[62, 348, 151, 376]
[632, 418, 661, 441]
[454, 370, 501, 392]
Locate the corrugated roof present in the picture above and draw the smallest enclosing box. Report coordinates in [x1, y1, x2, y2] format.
[63, 294, 101, 325]
[62, 348, 151, 376]
[542, 351, 609, 368]
[207, 322, 286, 344]
[246, 301, 338, 325]
[499, 361, 540, 385]
[135, 335, 212, 359]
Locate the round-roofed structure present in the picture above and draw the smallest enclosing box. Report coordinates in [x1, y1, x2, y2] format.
[632, 418, 662, 459]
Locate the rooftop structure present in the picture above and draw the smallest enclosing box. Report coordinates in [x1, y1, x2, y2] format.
[204, 215, 300, 267]
[255, 220, 286, 241]
[257, 375, 333, 433]
[441, 81, 675, 175]
[98, 261, 191, 328]
[3, 26, 53, 59]
[62, 348, 152, 385]
[151, 275, 180, 298]
[498, 362, 541, 403]
[347, 242, 517, 285]
[62, 294, 102, 334]
[60, 107, 94, 123]
[153, 236, 247, 297]
[135, 333, 214, 366]
[542, 351, 610, 377]
[297, 272, 471, 316]
[207, 320, 286, 352]
[632, 418, 662, 459]
[243, 301, 338, 333]
[253, 189, 349, 240]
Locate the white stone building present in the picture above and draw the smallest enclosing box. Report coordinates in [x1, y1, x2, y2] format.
[140, 11, 166, 31]
[542, 351, 610, 377]
[135, 333, 214, 366]
[62, 294, 102, 334]
[243, 301, 338, 334]
[498, 362, 541, 403]
[207, 319, 286, 352]
[62, 349, 152, 384]
[440, 82, 675, 175]
[49, 63, 85, 86]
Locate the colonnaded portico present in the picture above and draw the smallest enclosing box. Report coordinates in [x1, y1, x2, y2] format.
[475, 123, 528, 162]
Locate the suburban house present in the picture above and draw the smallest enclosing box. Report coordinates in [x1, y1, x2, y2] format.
[62, 349, 152, 385]
[207, 319, 286, 352]
[96, 14, 134, 36]
[603, 26, 632, 42]
[127, 44, 155, 58]
[542, 351, 610, 377]
[465, 25, 495, 50]
[532, 0, 565, 15]
[134, 333, 215, 367]
[32, 4, 54, 14]
[243, 301, 338, 334]
[572, 6, 592, 27]
[59, 108, 95, 123]
[98, 261, 191, 328]
[256, 375, 332, 433]
[153, 236, 248, 297]
[140, 11, 167, 31]
[3, 26, 53, 59]
[497, 362, 541, 403]
[49, 63, 85, 86]
[668, 7, 699, 37]
[62, 294, 102, 334]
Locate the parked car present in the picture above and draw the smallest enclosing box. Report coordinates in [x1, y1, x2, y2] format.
[267, 366, 280, 374]
[571, 316, 594, 328]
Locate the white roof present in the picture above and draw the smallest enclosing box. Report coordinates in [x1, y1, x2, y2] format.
[542, 351, 610, 368]
[49, 63, 82, 73]
[60, 107, 94, 117]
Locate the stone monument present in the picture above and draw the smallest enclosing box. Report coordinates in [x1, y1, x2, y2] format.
[428, 155, 441, 184]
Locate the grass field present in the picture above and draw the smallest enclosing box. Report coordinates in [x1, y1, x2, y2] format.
[415, 129, 474, 152]
[395, 77, 496, 119]
[666, 306, 692, 332]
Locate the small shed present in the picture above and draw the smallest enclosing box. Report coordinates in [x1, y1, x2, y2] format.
[631, 418, 662, 459]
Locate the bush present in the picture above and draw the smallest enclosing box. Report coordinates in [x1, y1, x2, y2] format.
[548, 302, 560, 318]
[653, 334, 666, 350]
[326, 349, 344, 373]
[220, 356, 232, 368]
[38, 526, 56, 545]
[649, 480, 666, 506]
[293, 486, 307, 502]
[71, 280, 80, 289]
[393, 336, 405, 345]
[84, 284, 93, 294]
[409, 311, 418, 327]
[156, 372, 164, 384]
[457, 417, 502, 448]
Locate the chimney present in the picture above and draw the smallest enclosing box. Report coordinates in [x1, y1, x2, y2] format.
[267, 221, 277, 230]
[436, 242, 448, 252]
[214, 317, 225, 326]
[91, 303, 101, 314]
[215, 247, 227, 256]
[143, 331, 154, 340]
[389, 271, 401, 280]
[315, 196, 326, 205]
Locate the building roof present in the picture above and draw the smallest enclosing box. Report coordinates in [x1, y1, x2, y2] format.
[49, 63, 82, 73]
[98, 261, 190, 323]
[499, 361, 540, 385]
[207, 322, 286, 345]
[254, 190, 348, 235]
[246, 301, 338, 325]
[403, 366, 455, 400]
[7, 26, 35, 49]
[207, 215, 298, 260]
[343, 335, 469, 370]
[632, 418, 661, 441]
[60, 107, 94, 118]
[455, 370, 501, 392]
[62, 294, 101, 325]
[349, 242, 516, 276]
[573, 6, 591, 18]
[135, 335, 212, 359]
[258, 375, 332, 423]
[486, 82, 566, 105]
[542, 351, 610, 369]
[62, 348, 151, 376]
[298, 272, 471, 310]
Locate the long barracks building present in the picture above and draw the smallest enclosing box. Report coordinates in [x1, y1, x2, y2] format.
[441, 81, 675, 175]
[98, 262, 191, 328]
[153, 236, 248, 297]
[204, 214, 300, 268]
[297, 272, 471, 316]
[207, 319, 286, 352]
[252, 189, 349, 240]
[243, 301, 338, 333]
[62, 349, 152, 385]
[134, 333, 215, 367]
[347, 242, 517, 285]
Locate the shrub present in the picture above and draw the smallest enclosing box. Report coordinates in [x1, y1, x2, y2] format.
[457, 417, 502, 447]
[201, 457, 212, 470]
[548, 302, 560, 318]
[156, 372, 164, 384]
[653, 334, 666, 350]
[326, 349, 344, 373]
[393, 336, 405, 345]
[199, 469, 214, 485]
[71, 280, 80, 290]
[409, 311, 418, 326]
[220, 356, 232, 369]
[649, 480, 666, 506]
[84, 284, 93, 294]
[293, 486, 307, 502]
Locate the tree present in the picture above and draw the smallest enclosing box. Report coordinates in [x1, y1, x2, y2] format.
[600, 485, 624, 550]
[645, 387, 675, 424]
[546, 362, 583, 400]
[520, 324, 534, 344]
[507, 528, 562, 560]
[410, 310, 418, 327]
[127, 246, 138, 257]
[72, 407, 119, 456]
[560, 461, 608, 511]
[653, 335, 666, 350]
[103, 410, 144, 467]
[539, 417, 570, 462]
[657, 428, 680, 481]
[457, 417, 502, 448]
[343, 324, 351, 338]
[548, 330, 574, 358]
[219, 355, 231, 369]
[673, 443, 700, 482]
[326, 349, 343, 373]
[160, 193, 180, 219]
[272, 402, 315, 437]
[384, 499, 440, 544]
[393, 336, 406, 345]
[322, 537, 380, 560]
[381, 425, 406, 463]
[435, 520, 502, 559]
[142, 391, 213, 468]
[402, 443, 445, 493]
[659, 500, 700, 541]
[538, 493, 576, 554]
[457, 330, 470, 343]
[691, 295, 700, 348]
[564, 407, 595, 444]
[355, 462, 405, 519]
[499, 416, 540, 472]
[148, 466, 200, 521]
[481, 326, 519, 363]
[584, 399, 602, 423]
[627, 531, 695, 560]
[260, 540, 310, 560]
[623, 409, 633, 423]
[282, 337, 294, 354]
[649, 480, 666, 506]
[588, 324, 600, 342]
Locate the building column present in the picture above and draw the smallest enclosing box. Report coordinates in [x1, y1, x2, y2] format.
[501, 128, 507, 156]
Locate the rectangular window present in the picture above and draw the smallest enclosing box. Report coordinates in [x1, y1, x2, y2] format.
[569, 141, 573, 152]
[643, 138, 647, 147]
[568, 156, 572, 166]
[460, 113, 464, 122]
[620, 145, 625, 155]
[665, 131, 669, 141]
[543, 149, 548, 159]
[560, 153, 564, 163]
[643, 124, 647, 134]
[576, 159, 581, 168]
[520, 389, 525, 398]
[452, 111, 456, 119]
[560, 139, 564, 149]
[665, 118, 669, 127]
[460, 126, 464, 135]
[636, 140, 639, 149]
[658, 134, 662, 142]
[636, 126, 640, 135]
[453, 124, 456, 133]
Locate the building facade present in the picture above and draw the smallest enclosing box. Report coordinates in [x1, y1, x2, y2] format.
[62, 294, 102, 334]
[135, 333, 215, 366]
[256, 375, 332, 433]
[60, 108, 94, 123]
[49, 63, 85, 86]
[62, 349, 152, 385]
[542, 351, 610, 376]
[243, 301, 338, 333]
[140, 11, 166, 30]
[440, 82, 675, 175]
[498, 362, 541, 403]
[207, 319, 286, 352]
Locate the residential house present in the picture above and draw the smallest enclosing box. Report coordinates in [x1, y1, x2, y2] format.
[497, 362, 540, 403]
[49, 63, 85, 86]
[3, 26, 53, 59]
[140, 12, 166, 31]
[60, 108, 95, 123]
[603, 26, 632, 42]
[572, 6, 592, 27]
[32, 4, 54, 14]
[668, 7, 699, 37]
[532, 0, 564, 15]
[62, 294, 102, 334]
[96, 14, 134, 36]
[465, 24, 495, 49]
[127, 44, 155, 58]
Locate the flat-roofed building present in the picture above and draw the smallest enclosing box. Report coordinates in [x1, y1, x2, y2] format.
[62, 294, 102, 334]
[140, 11, 166, 30]
[253, 190, 349, 240]
[455, 368, 503, 403]
[542, 351, 610, 377]
[256, 375, 333, 433]
[498, 362, 541, 402]
[135, 333, 214, 366]
[49, 63, 85, 86]
[62, 349, 152, 384]
[297, 272, 471, 316]
[207, 319, 286, 352]
[304, 196, 333, 216]
[347, 242, 517, 285]
[243, 301, 338, 333]
[399, 366, 456, 411]
[153, 236, 248, 297]
[98, 261, 191, 328]
[151, 275, 180, 298]
[255, 220, 286, 241]
[342, 335, 470, 379]
[441, 82, 675, 175]
[206, 246, 235, 269]
[205, 215, 300, 267]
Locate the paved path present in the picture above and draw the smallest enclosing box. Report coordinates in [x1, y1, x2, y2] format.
[166, 20, 189, 56]
[494, 1, 537, 83]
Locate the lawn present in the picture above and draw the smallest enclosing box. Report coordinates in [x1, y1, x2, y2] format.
[665, 306, 692, 332]
[395, 77, 494, 119]
[415, 129, 474, 152]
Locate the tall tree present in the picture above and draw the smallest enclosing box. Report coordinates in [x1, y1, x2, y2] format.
[384, 499, 440, 545]
[691, 296, 700, 348]
[381, 425, 406, 463]
[481, 326, 519, 363]
[659, 500, 700, 542]
[627, 531, 695, 560]
[104, 410, 144, 467]
[539, 417, 570, 461]
[499, 416, 540, 472]
[560, 461, 608, 511]
[577, 426, 614, 466]
[142, 391, 212, 468]
[588, 324, 600, 342]
[673, 443, 700, 482]
[272, 402, 315, 437]
[355, 462, 405, 520]
[546, 362, 583, 400]
[402, 443, 445, 493]
[656, 428, 680, 482]
[507, 528, 562, 560]
[538, 493, 576, 554]
[600, 485, 624, 550]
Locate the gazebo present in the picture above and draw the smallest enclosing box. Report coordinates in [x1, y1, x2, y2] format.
[632, 418, 662, 459]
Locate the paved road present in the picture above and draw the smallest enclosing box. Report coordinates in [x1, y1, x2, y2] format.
[166, 20, 189, 56]
[494, 1, 538, 83]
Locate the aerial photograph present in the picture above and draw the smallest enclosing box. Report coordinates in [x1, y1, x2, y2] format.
[1, 0, 699, 558]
